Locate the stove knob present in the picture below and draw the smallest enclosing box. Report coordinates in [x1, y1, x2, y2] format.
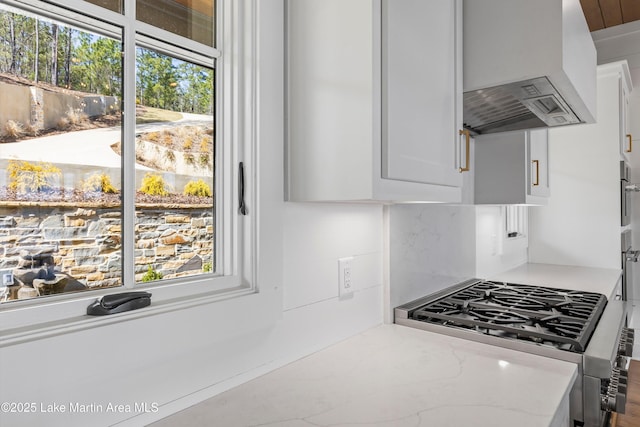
[620, 367, 629, 378]
[602, 391, 626, 413]
[602, 394, 617, 412]
[619, 375, 628, 387]
[619, 339, 631, 356]
[618, 329, 635, 357]
[627, 328, 635, 353]
[615, 392, 627, 414]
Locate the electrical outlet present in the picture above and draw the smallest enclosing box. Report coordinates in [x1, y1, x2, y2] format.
[338, 257, 354, 298]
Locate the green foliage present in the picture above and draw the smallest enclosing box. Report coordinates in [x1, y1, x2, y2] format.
[199, 137, 210, 153]
[82, 173, 118, 193]
[136, 48, 179, 111]
[146, 131, 160, 142]
[0, 10, 213, 114]
[8, 160, 61, 193]
[183, 179, 211, 197]
[70, 32, 122, 96]
[199, 153, 210, 168]
[202, 262, 212, 273]
[136, 47, 213, 114]
[141, 265, 163, 283]
[139, 173, 169, 196]
[164, 149, 176, 163]
[0, 11, 213, 115]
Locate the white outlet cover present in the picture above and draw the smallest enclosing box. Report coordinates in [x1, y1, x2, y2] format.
[338, 257, 354, 299]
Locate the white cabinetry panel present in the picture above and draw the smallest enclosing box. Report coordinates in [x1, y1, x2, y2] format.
[528, 129, 550, 198]
[474, 129, 549, 205]
[286, 0, 463, 202]
[382, 0, 461, 188]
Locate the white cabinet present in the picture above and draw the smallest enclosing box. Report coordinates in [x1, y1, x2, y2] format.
[599, 62, 634, 160]
[528, 129, 550, 199]
[285, 0, 464, 203]
[631, 94, 640, 153]
[474, 129, 549, 205]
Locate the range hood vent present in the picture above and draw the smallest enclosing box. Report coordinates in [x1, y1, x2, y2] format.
[463, 77, 580, 135]
[463, 0, 596, 135]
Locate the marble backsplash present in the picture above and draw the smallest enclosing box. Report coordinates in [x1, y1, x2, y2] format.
[388, 204, 476, 313]
[388, 204, 528, 317]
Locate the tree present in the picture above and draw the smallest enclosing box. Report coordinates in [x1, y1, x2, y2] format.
[34, 18, 39, 82]
[50, 23, 58, 86]
[63, 26, 71, 87]
[136, 48, 179, 110]
[8, 13, 17, 74]
[178, 62, 213, 115]
[69, 32, 121, 97]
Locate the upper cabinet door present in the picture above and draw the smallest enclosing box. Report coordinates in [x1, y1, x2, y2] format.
[474, 129, 549, 205]
[528, 129, 550, 198]
[621, 81, 632, 159]
[598, 61, 634, 161]
[631, 94, 640, 150]
[382, 0, 463, 188]
[286, 0, 463, 202]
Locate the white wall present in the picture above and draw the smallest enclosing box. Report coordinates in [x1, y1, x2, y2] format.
[284, 203, 383, 311]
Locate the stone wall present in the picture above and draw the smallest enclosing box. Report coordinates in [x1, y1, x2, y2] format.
[0, 204, 213, 301]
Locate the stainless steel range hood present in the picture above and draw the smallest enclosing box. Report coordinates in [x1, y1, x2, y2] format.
[463, 0, 597, 135]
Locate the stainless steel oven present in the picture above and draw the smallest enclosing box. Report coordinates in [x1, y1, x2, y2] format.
[395, 279, 635, 427]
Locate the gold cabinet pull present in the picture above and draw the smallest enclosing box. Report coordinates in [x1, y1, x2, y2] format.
[627, 134, 633, 153]
[532, 160, 540, 186]
[459, 129, 470, 173]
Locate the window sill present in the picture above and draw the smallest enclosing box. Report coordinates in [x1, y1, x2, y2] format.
[0, 285, 255, 348]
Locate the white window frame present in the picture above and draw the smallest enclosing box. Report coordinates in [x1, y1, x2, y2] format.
[0, 0, 272, 343]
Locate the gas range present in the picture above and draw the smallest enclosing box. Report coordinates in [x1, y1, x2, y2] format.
[395, 279, 634, 427]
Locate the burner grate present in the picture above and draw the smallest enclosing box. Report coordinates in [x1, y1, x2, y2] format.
[410, 280, 607, 352]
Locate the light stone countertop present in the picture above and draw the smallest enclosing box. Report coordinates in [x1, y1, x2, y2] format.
[489, 263, 622, 301]
[152, 324, 577, 427]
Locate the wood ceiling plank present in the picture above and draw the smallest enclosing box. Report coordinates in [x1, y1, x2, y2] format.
[580, 0, 605, 31]
[621, 0, 640, 23]
[599, 0, 624, 27]
[172, 0, 214, 18]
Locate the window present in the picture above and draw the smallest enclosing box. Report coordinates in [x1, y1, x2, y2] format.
[84, 0, 122, 14]
[504, 205, 527, 239]
[0, 0, 248, 317]
[136, 0, 215, 46]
